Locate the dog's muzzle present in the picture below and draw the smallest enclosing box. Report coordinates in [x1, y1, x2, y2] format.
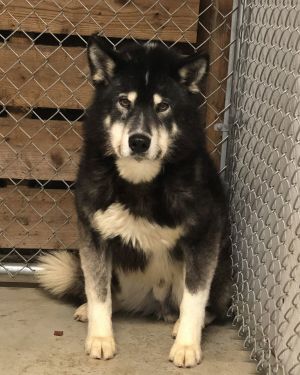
[129, 133, 151, 155]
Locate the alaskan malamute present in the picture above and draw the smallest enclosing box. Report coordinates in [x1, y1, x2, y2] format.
[38, 35, 231, 368]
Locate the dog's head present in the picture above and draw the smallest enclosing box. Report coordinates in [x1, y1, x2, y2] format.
[87, 35, 208, 183]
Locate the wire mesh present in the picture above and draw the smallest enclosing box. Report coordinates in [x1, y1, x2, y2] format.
[228, 0, 300, 374]
[1, 0, 299, 373]
[0, 1, 237, 275]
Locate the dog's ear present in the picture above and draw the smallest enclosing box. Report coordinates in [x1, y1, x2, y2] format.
[178, 54, 209, 93]
[87, 35, 122, 86]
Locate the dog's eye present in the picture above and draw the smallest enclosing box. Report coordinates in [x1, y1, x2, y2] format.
[156, 101, 169, 113]
[119, 97, 131, 109]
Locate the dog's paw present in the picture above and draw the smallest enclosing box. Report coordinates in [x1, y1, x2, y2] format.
[204, 310, 216, 326]
[85, 336, 116, 360]
[169, 341, 202, 368]
[163, 312, 178, 324]
[74, 303, 88, 322]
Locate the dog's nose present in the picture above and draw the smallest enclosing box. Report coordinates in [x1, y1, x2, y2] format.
[129, 134, 151, 154]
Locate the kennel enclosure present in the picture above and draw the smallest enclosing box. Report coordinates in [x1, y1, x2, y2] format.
[0, 1, 299, 373]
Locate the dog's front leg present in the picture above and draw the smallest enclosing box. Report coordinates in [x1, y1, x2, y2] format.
[80, 230, 116, 360]
[169, 234, 219, 368]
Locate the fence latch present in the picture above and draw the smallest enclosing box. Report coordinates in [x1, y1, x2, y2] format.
[214, 123, 229, 132]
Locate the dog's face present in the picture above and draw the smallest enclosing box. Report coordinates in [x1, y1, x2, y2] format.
[87, 36, 208, 183]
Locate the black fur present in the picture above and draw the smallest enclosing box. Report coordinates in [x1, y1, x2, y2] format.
[75, 35, 231, 319]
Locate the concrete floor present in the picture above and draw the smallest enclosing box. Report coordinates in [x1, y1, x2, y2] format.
[0, 286, 257, 375]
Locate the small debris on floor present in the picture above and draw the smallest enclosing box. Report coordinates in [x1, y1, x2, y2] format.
[54, 330, 64, 336]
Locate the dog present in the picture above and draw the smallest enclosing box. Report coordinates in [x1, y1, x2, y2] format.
[38, 35, 232, 368]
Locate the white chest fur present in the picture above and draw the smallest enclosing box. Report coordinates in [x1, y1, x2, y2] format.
[92, 203, 184, 254]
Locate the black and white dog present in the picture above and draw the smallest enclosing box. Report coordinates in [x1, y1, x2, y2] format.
[38, 35, 231, 368]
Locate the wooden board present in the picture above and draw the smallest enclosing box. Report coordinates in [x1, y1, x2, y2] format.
[0, 0, 200, 43]
[0, 41, 93, 109]
[204, 0, 233, 166]
[0, 186, 78, 249]
[0, 117, 82, 181]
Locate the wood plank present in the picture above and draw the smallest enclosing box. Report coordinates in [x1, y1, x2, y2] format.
[0, 186, 78, 249]
[0, 117, 82, 181]
[204, 0, 233, 167]
[0, 41, 93, 109]
[0, 0, 200, 43]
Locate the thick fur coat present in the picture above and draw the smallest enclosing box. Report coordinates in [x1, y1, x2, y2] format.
[38, 35, 232, 368]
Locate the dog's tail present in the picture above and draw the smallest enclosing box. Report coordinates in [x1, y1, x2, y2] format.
[37, 251, 85, 299]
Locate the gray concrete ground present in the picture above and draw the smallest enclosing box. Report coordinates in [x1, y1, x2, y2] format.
[0, 286, 257, 375]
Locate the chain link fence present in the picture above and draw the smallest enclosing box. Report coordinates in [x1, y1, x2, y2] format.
[0, 0, 299, 373]
[228, 0, 300, 374]
[0, 0, 236, 277]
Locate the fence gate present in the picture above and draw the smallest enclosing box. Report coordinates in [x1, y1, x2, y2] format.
[228, 1, 300, 374]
